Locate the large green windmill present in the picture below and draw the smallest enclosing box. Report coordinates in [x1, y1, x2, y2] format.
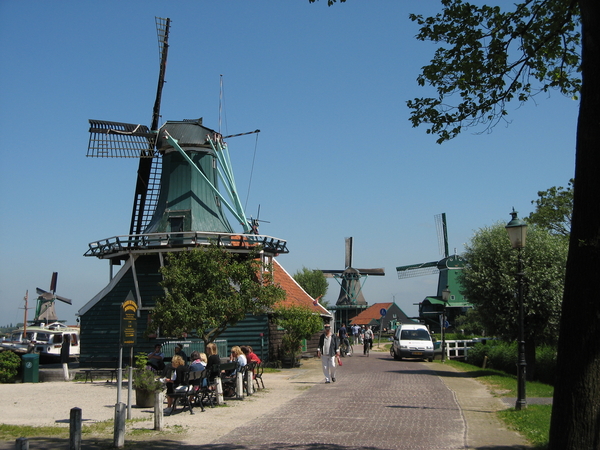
[396, 213, 470, 330]
[79, 18, 287, 362]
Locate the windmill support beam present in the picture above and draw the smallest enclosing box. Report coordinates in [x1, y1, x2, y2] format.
[162, 132, 251, 233]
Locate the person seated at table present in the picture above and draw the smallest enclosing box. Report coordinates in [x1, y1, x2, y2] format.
[226, 346, 247, 376]
[205, 343, 220, 383]
[173, 343, 188, 364]
[163, 355, 187, 415]
[189, 351, 207, 372]
[147, 344, 165, 371]
[241, 346, 261, 365]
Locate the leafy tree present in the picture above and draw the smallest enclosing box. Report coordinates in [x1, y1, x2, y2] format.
[407, 0, 581, 144]
[292, 267, 329, 306]
[528, 179, 573, 238]
[453, 308, 486, 336]
[150, 245, 286, 347]
[272, 304, 323, 366]
[404, 2, 597, 448]
[459, 223, 567, 379]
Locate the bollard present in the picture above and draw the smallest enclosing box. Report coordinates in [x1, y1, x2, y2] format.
[154, 391, 164, 431]
[246, 369, 253, 396]
[216, 377, 224, 405]
[113, 402, 126, 448]
[15, 437, 28, 450]
[236, 372, 244, 400]
[69, 407, 82, 450]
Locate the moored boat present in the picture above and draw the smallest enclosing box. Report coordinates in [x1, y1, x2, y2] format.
[0, 322, 80, 362]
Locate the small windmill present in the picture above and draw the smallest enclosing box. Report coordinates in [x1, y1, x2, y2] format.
[322, 237, 385, 306]
[396, 213, 469, 328]
[33, 272, 72, 325]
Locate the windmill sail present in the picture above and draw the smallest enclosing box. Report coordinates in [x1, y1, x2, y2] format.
[131, 16, 170, 237]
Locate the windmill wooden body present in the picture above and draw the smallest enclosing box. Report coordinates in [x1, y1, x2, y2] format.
[396, 213, 471, 331]
[322, 237, 385, 329]
[79, 18, 288, 362]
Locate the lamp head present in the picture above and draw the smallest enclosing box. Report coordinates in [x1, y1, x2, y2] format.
[505, 208, 527, 248]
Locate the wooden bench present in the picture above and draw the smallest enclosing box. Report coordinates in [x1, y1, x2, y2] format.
[78, 357, 123, 383]
[79, 368, 121, 383]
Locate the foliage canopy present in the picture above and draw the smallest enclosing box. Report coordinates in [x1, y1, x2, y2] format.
[150, 245, 286, 345]
[459, 223, 567, 346]
[292, 267, 329, 306]
[407, 0, 581, 143]
[272, 304, 323, 359]
[527, 179, 573, 238]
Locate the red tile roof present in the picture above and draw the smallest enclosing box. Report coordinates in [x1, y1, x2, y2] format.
[272, 259, 331, 316]
[350, 302, 394, 325]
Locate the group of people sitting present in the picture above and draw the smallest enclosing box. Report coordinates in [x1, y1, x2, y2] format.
[146, 342, 261, 415]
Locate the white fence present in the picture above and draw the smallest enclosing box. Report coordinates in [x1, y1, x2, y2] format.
[443, 339, 477, 360]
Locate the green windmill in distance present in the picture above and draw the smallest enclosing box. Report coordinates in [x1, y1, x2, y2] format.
[322, 237, 385, 328]
[396, 213, 471, 331]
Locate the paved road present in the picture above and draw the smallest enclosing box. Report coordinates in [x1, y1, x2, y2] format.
[1, 350, 530, 450]
[196, 352, 515, 450]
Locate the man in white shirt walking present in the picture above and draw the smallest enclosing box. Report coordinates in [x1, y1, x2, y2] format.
[317, 323, 340, 383]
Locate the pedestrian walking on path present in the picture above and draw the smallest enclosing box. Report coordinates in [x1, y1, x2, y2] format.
[363, 325, 374, 356]
[317, 323, 339, 383]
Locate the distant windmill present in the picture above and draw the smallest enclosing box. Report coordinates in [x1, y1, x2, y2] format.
[33, 272, 72, 325]
[322, 237, 385, 306]
[396, 213, 470, 328]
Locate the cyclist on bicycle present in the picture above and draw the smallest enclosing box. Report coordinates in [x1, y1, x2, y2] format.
[363, 325, 374, 356]
[338, 323, 351, 357]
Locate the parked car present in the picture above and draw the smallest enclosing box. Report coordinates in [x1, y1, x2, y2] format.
[391, 324, 434, 362]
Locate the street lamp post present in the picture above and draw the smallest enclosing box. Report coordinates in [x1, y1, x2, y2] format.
[505, 208, 528, 411]
[441, 287, 450, 363]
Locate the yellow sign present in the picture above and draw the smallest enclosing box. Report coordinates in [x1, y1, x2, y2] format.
[121, 292, 138, 346]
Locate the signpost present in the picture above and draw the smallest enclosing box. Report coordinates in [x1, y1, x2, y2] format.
[120, 292, 138, 419]
[379, 308, 387, 344]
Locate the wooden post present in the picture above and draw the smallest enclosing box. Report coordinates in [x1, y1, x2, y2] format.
[15, 437, 28, 450]
[69, 407, 82, 450]
[154, 391, 164, 431]
[127, 347, 133, 420]
[216, 377, 224, 405]
[113, 402, 126, 448]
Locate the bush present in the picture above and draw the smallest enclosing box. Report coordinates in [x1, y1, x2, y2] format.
[0, 351, 21, 383]
[535, 345, 557, 385]
[467, 341, 557, 385]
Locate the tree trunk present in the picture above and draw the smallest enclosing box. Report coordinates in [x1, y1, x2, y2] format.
[549, 2, 600, 449]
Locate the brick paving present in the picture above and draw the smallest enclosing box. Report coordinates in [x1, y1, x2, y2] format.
[208, 353, 467, 450]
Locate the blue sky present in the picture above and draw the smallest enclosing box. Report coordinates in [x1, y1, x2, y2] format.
[0, 1, 578, 327]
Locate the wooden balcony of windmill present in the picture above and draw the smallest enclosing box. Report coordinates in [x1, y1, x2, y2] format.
[84, 230, 288, 260]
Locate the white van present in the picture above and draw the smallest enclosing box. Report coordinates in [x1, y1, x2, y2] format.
[391, 323, 434, 362]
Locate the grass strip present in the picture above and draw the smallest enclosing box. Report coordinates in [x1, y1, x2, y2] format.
[436, 360, 552, 449]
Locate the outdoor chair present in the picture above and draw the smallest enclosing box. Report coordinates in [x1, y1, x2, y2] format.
[253, 361, 265, 390]
[166, 370, 198, 415]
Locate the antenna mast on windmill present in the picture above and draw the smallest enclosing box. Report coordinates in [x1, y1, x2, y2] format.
[322, 237, 385, 327]
[396, 213, 469, 329]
